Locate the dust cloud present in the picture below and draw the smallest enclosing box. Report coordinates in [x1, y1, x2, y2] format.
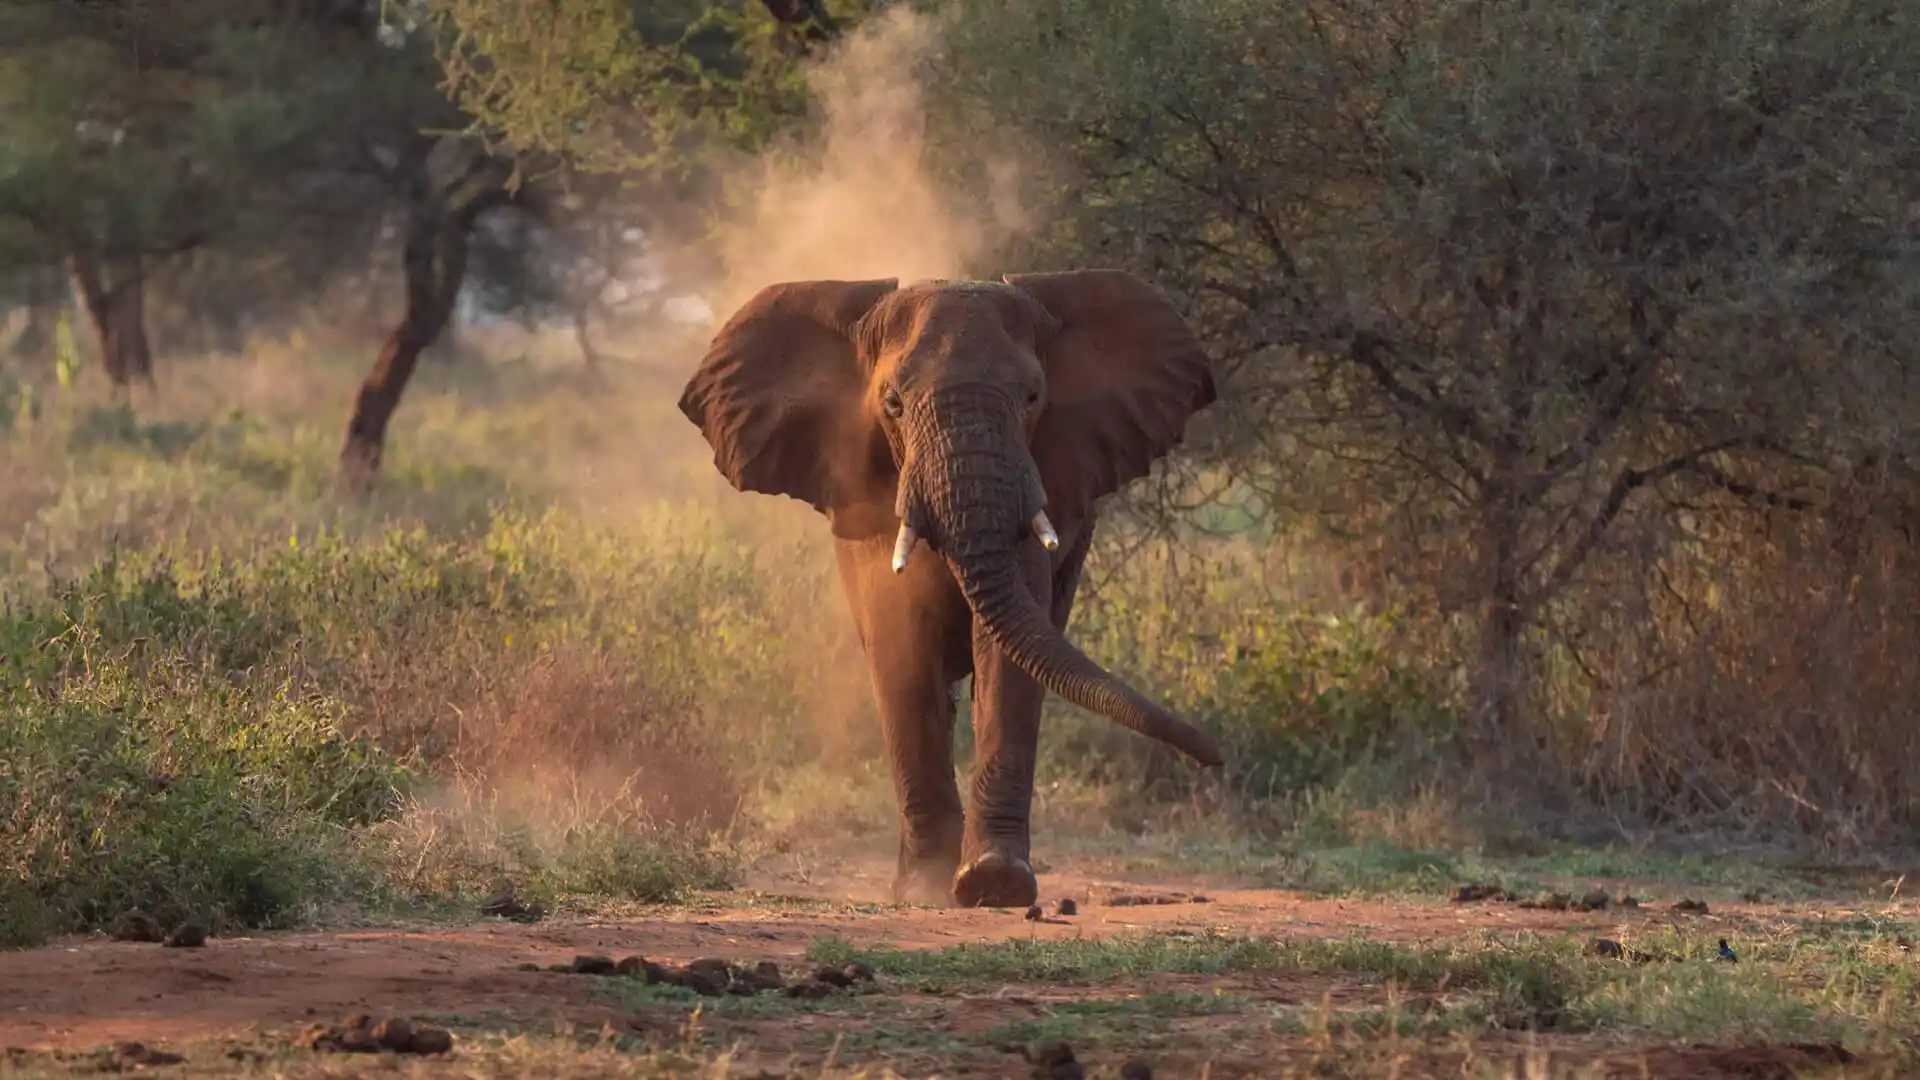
[695, 6, 1038, 325]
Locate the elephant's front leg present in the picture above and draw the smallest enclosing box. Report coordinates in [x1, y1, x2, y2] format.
[874, 664, 966, 906]
[952, 539, 1061, 909]
[836, 542, 967, 906]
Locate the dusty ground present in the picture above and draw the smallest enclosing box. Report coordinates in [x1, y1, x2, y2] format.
[0, 854, 1903, 1078]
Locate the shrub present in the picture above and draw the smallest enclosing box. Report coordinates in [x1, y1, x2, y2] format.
[0, 654, 409, 946]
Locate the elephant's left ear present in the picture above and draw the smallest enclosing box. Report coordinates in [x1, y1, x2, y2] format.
[1004, 269, 1217, 525]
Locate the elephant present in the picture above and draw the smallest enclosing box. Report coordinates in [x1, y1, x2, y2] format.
[677, 269, 1223, 909]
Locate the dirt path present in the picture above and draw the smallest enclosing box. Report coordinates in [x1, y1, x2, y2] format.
[0, 858, 1761, 1054]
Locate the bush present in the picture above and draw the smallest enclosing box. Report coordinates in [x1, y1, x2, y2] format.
[0, 502, 823, 944]
[1046, 540, 1459, 801]
[0, 655, 408, 946]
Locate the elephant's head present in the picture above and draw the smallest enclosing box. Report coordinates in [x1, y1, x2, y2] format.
[677, 270, 1223, 767]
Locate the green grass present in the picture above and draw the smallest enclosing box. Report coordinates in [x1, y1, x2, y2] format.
[792, 929, 1920, 1051]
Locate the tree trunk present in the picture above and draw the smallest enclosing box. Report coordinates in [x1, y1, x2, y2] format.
[1471, 470, 1536, 780]
[338, 214, 469, 491]
[572, 306, 600, 370]
[67, 252, 155, 389]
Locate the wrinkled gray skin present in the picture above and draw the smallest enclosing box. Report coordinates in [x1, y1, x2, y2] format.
[678, 270, 1222, 908]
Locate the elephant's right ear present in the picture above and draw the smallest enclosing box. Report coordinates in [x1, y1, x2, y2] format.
[678, 278, 900, 535]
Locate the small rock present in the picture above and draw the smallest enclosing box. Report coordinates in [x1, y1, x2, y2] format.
[1672, 898, 1710, 915]
[678, 968, 728, 997]
[161, 921, 208, 948]
[1029, 1038, 1084, 1080]
[687, 957, 733, 980]
[300, 1013, 453, 1057]
[730, 962, 783, 993]
[478, 891, 542, 921]
[1120, 1061, 1154, 1080]
[1031, 1039, 1076, 1064]
[370, 1017, 413, 1052]
[812, 964, 856, 988]
[108, 909, 164, 943]
[1055, 898, 1078, 917]
[569, 954, 617, 975]
[406, 1025, 453, 1055]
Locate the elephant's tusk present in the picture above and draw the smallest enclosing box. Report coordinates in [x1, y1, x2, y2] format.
[891, 524, 918, 573]
[1031, 511, 1060, 552]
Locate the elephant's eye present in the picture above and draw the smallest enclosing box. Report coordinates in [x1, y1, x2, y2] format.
[1026, 389, 1042, 407]
[881, 386, 905, 418]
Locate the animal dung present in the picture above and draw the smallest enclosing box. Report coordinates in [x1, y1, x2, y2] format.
[298, 1013, 453, 1055]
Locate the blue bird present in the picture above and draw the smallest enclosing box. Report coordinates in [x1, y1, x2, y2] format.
[1717, 938, 1738, 963]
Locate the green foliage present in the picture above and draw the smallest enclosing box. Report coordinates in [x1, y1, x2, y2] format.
[0, 3, 385, 263]
[422, 0, 880, 177]
[0, 369, 829, 942]
[0, 652, 409, 946]
[1053, 545, 1458, 797]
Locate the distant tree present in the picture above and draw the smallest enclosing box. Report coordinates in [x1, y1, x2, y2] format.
[334, 131, 531, 487]
[0, 1, 371, 388]
[422, 0, 861, 172]
[320, 0, 876, 486]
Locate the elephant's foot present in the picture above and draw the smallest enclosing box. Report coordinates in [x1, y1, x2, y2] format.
[951, 851, 1038, 909]
[893, 855, 960, 907]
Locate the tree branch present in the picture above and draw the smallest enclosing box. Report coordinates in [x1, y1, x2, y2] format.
[1349, 330, 1495, 454]
[1528, 437, 1753, 607]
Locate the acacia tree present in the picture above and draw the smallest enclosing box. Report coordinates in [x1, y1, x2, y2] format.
[0, 1, 367, 388]
[937, 0, 1920, 776]
[335, 132, 530, 486]
[328, 0, 855, 487]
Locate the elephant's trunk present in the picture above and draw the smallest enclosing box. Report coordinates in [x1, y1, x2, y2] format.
[907, 389, 1224, 768]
